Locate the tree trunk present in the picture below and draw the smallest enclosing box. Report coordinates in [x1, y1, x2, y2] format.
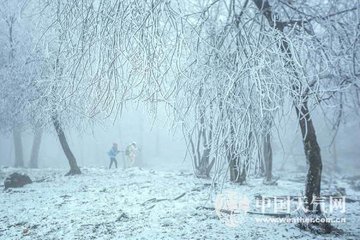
[13, 127, 24, 167]
[296, 102, 322, 213]
[227, 127, 246, 184]
[52, 114, 81, 176]
[227, 125, 238, 182]
[29, 127, 43, 168]
[263, 133, 273, 182]
[332, 139, 338, 172]
[228, 152, 240, 183]
[252, 0, 323, 213]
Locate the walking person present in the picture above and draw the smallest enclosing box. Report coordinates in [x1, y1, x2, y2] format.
[108, 143, 120, 169]
[124, 142, 137, 168]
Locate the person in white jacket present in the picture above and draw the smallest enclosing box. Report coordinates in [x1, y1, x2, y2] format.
[124, 142, 137, 168]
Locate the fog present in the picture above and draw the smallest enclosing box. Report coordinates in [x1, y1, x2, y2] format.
[1, 103, 359, 175]
[1, 0, 360, 239]
[0, 104, 190, 171]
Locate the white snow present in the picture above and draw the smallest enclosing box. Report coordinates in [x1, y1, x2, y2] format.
[0, 167, 359, 239]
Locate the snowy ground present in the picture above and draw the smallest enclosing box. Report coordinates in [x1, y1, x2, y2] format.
[0, 167, 359, 239]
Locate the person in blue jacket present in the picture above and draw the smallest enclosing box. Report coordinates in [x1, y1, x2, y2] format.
[108, 143, 120, 169]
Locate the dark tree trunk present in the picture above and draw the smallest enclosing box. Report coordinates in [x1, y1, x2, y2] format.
[252, 0, 323, 212]
[228, 156, 246, 184]
[191, 88, 215, 178]
[263, 133, 273, 182]
[13, 127, 24, 167]
[296, 102, 322, 213]
[258, 149, 265, 176]
[228, 153, 244, 183]
[332, 139, 338, 172]
[52, 114, 81, 176]
[190, 139, 215, 178]
[227, 126, 246, 184]
[227, 126, 239, 183]
[228, 149, 239, 182]
[29, 127, 43, 168]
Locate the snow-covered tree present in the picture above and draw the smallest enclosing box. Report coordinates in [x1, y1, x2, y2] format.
[250, 0, 359, 227]
[24, 0, 360, 217]
[0, 0, 41, 167]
